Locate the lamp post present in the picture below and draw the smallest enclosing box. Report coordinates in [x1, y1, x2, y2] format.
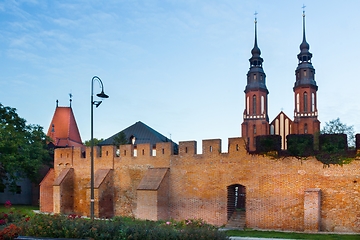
[90, 76, 109, 220]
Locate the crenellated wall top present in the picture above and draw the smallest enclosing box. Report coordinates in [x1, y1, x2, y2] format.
[53, 137, 248, 166]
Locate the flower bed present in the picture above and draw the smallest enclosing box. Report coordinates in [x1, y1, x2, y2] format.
[0, 201, 229, 240]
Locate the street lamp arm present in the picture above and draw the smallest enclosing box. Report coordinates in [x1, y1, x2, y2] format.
[90, 75, 109, 220]
[91, 76, 109, 99]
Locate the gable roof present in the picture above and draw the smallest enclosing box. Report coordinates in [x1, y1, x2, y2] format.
[99, 121, 177, 148]
[47, 106, 83, 148]
[270, 111, 293, 125]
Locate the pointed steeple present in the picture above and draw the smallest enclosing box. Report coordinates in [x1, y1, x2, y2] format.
[295, 5, 317, 88]
[242, 12, 270, 152]
[249, 12, 263, 68]
[245, 12, 268, 93]
[297, 6, 312, 63]
[251, 14, 261, 56]
[292, 6, 320, 135]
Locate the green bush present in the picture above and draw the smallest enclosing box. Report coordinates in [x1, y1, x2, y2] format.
[255, 135, 281, 154]
[17, 214, 229, 240]
[286, 134, 314, 158]
[316, 134, 353, 165]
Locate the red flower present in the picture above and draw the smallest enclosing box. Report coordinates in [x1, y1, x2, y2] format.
[4, 200, 12, 208]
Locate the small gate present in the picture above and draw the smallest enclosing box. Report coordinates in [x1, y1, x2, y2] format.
[227, 184, 246, 220]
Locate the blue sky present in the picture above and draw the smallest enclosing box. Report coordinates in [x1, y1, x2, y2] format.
[1, 0, 360, 152]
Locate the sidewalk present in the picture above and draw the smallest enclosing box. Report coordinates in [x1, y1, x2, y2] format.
[230, 238, 294, 240]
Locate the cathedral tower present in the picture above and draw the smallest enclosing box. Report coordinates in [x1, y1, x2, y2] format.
[241, 14, 269, 151]
[292, 8, 320, 134]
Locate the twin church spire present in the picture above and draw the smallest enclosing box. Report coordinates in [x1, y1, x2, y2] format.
[242, 8, 320, 151]
[293, 6, 320, 134]
[245, 12, 267, 93]
[241, 12, 269, 151]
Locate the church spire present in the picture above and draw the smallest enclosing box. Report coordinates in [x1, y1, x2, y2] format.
[249, 12, 263, 68]
[292, 6, 320, 135]
[297, 5, 312, 63]
[242, 12, 270, 152]
[245, 12, 267, 93]
[251, 12, 261, 59]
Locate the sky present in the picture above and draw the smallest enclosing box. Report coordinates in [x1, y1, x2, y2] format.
[1, 0, 360, 153]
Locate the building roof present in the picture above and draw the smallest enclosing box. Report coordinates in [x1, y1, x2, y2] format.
[99, 121, 177, 149]
[137, 168, 169, 190]
[270, 111, 293, 126]
[47, 105, 83, 148]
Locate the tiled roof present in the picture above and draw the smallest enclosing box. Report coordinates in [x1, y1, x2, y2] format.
[99, 121, 177, 148]
[47, 106, 83, 148]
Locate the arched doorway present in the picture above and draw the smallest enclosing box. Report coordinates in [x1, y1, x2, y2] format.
[227, 184, 246, 220]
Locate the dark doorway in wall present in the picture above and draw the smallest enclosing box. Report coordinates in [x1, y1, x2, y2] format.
[227, 184, 246, 220]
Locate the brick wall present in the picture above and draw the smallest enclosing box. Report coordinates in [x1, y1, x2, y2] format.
[39, 168, 54, 213]
[42, 138, 360, 233]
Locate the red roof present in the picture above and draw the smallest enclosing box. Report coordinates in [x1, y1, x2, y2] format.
[47, 106, 83, 148]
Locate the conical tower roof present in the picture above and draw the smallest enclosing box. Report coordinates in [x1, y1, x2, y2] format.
[47, 101, 83, 148]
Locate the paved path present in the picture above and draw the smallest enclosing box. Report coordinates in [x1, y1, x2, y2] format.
[230, 238, 294, 240]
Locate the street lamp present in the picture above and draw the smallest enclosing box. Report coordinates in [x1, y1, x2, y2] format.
[90, 76, 109, 220]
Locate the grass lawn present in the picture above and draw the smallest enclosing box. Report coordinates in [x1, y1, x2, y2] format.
[0, 205, 38, 216]
[225, 229, 360, 239]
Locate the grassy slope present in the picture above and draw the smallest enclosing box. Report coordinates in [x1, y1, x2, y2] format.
[225, 230, 360, 240]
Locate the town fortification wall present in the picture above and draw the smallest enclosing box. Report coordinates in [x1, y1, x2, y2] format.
[47, 137, 360, 232]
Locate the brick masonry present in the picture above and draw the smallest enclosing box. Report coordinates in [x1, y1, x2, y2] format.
[40, 137, 360, 233]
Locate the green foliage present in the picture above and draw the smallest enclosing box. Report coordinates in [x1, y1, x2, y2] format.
[0, 103, 52, 191]
[84, 138, 104, 147]
[17, 214, 228, 240]
[316, 134, 353, 166]
[319, 134, 348, 152]
[286, 134, 314, 158]
[255, 135, 281, 154]
[321, 118, 355, 147]
[113, 131, 128, 146]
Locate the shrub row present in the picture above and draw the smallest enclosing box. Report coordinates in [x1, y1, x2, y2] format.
[252, 134, 356, 165]
[14, 214, 229, 240]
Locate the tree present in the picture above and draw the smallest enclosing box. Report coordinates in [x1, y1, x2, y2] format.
[112, 131, 128, 146]
[320, 118, 355, 147]
[0, 103, 52, 192]
[84, 138, 104, 147]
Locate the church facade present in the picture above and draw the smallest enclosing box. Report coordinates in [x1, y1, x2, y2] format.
[39, 12, 360, 233]
[242, 11, 320, 151]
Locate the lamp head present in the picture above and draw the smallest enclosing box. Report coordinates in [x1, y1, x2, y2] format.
[97, 90, 109, 99]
